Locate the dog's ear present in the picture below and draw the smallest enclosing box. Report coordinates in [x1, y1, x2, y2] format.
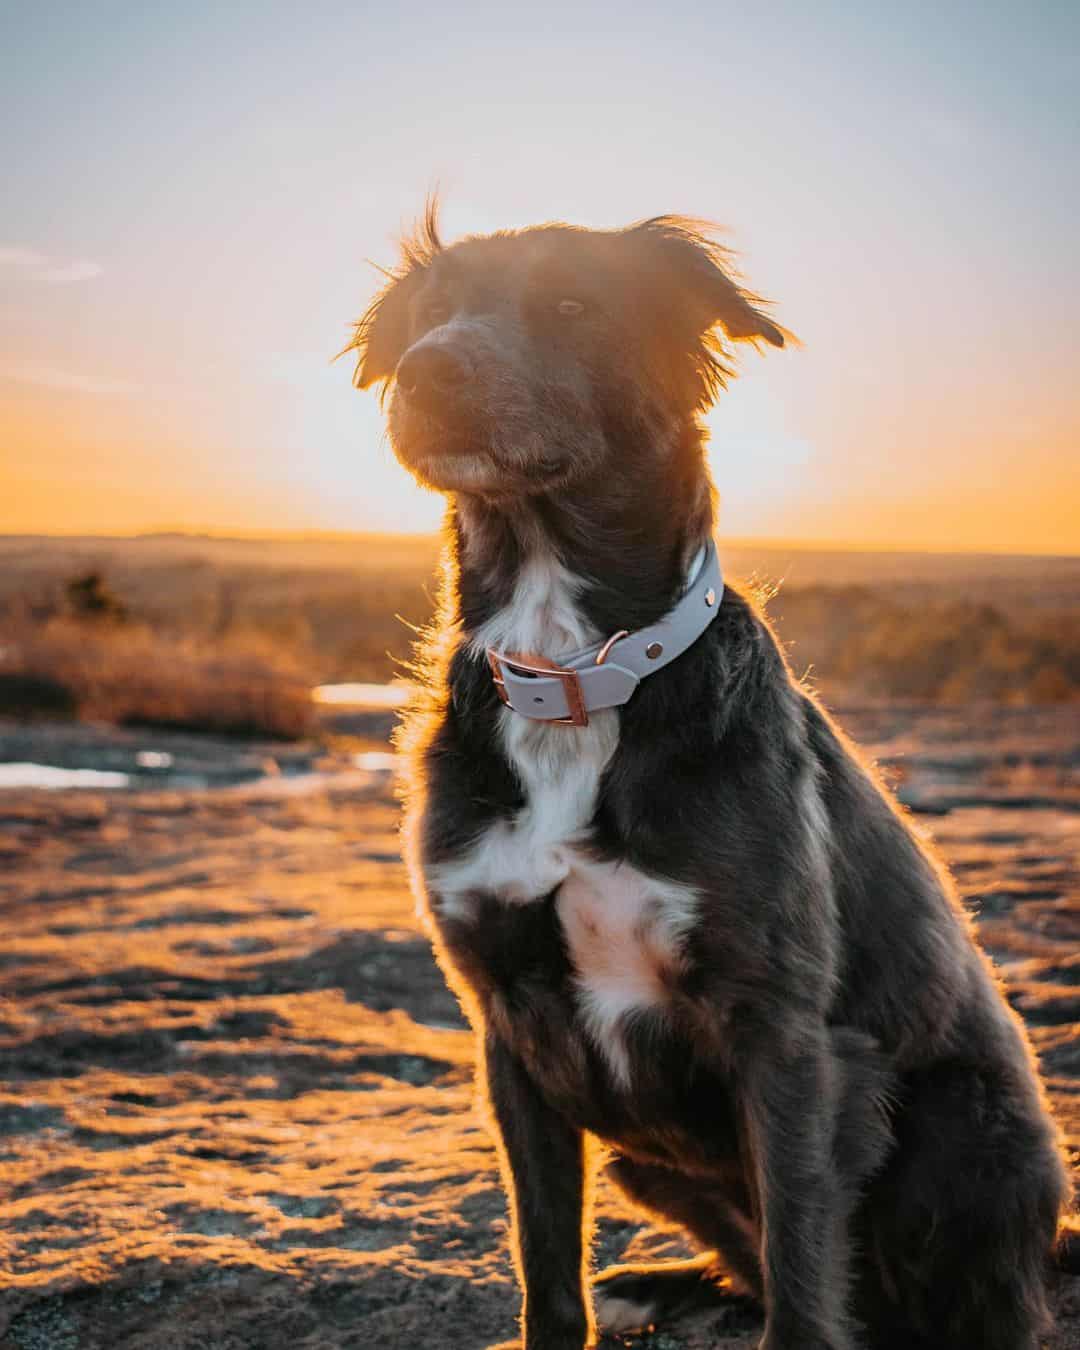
[348, 199, 444, 390]
[350, 267, 426, 389]
[627, 216, 787, 349]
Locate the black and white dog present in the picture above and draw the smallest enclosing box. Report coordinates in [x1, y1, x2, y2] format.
[349, 206, 1069, 1350]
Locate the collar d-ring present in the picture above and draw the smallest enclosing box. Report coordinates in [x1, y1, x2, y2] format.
[594, 629, 630, 666]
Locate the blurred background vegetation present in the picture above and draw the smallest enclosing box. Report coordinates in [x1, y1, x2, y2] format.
[1, 533, 1077, 741]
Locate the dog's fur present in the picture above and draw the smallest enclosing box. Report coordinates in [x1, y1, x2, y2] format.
[349, 206, 1070, 1350]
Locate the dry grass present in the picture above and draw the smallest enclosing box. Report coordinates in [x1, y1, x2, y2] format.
[0, 619, 315, 740]
[0, 534, 1076, 738]
[773, 586, 1080, 704]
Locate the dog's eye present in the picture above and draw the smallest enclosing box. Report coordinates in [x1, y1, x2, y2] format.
[556, 298, 585, 317]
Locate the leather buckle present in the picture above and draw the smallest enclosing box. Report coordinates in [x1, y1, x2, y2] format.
[486, 649, 589, 727]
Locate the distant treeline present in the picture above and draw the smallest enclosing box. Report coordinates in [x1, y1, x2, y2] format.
[0, 536, 1076, 736]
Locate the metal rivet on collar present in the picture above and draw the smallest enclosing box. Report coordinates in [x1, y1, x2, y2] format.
[705, 588, 716, 607]
[646, 641, 663, 659]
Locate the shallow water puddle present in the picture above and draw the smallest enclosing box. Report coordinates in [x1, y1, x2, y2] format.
[0, 762, 133, 789]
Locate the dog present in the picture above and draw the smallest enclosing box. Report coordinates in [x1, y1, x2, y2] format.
[348, 205, 1070, 1350]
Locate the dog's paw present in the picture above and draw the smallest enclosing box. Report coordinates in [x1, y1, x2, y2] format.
[594, 1288, 656, 1333]
[593, 1255, 746, 1334]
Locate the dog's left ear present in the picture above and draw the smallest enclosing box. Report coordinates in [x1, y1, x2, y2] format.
[627, 216, 788, 349]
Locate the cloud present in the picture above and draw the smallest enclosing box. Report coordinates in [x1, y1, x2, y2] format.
[0, 247, 47, 267]
[0, 360, 137, 396]
[34, 261, 105, 283]
[0, 246, 103, 283]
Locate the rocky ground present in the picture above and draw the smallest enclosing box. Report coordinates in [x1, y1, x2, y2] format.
[0, 704, 1078, 1349]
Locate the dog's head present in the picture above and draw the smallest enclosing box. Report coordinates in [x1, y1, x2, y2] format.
[349, 204, 787, 500]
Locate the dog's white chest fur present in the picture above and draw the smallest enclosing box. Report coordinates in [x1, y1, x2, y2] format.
[427, 553, 697, 1085]
[556, 857, 698, 1085]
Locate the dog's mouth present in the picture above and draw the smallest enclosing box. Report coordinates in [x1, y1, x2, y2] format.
[406, 447, 498, 492]
[390, 406, 572, 497]
[406, 447, 571, 497]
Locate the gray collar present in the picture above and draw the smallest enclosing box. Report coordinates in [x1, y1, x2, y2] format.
[486, 541, 723, 726]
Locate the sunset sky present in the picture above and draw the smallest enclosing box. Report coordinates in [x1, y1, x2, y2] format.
[2, 1, 1077, 553]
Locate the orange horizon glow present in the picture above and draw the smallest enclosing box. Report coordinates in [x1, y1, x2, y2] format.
[4, 317, 1078, 555]
[2, 520, 1077, 561]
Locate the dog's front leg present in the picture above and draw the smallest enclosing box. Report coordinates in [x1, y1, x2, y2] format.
[484, 1031, 594, 1350]
[741, 1027, 852, 1350]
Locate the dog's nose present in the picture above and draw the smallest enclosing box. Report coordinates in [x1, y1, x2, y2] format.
[396, 345, 475, 410]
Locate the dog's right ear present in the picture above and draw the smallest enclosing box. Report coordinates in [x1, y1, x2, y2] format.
[350, 267, 426, 390]
[349, 198, 444, 390]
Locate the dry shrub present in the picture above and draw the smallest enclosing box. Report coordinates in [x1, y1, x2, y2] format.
[0, 539, 1076, 723]
[772, 587, 1080, 704]
[0, 620, 315, 740]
